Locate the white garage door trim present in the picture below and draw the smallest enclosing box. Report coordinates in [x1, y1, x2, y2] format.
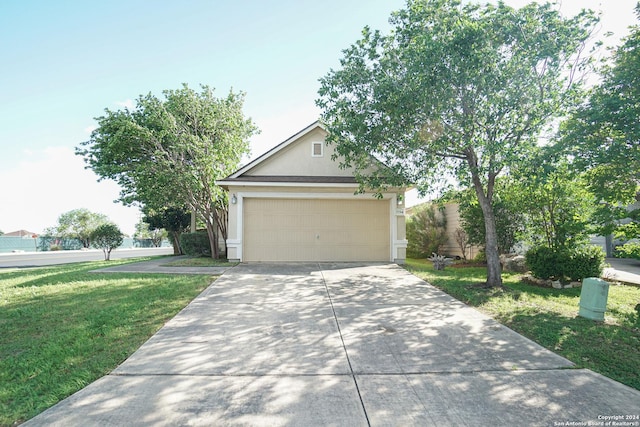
[228, 191, 404, 262]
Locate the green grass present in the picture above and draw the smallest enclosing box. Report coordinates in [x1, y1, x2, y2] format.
[0, 258, 215, 426]
[405, 258, 640, 391]
[162, 256, 238, 267]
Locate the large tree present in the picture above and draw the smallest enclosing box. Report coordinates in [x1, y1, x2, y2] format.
[45, 208, 109, 248]
[317, 0, 597, 286]
[455, 180, 524, 256]
[559, 5, 640, 236]
[77, 84, 257, 258]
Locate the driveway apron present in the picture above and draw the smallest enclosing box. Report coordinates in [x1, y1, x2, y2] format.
[26, 263, 640, 426]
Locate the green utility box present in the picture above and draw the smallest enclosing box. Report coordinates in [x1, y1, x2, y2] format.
[578, 277, 610, 321]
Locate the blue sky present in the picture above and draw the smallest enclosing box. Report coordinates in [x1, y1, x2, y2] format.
[0, 0, 637, 236]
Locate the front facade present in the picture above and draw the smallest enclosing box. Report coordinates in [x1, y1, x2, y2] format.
[217, 122, 407, 263]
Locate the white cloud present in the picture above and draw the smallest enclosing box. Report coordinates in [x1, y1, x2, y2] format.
[0, 146, 140, 236]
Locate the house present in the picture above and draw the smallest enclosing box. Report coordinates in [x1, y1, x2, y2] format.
[405, 202, 481, 259]
[217, 122, 407, 263]
[4, 230, 37, 238]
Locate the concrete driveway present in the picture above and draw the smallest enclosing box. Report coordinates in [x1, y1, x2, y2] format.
[26, 263, 639, 426]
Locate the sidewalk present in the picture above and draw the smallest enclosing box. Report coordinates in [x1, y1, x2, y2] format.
[92, 256, 234, 275]
[604, 257, 640, 285]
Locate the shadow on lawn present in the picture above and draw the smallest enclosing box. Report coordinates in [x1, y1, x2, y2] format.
[7, 259, 165, 289]
[405, 261, 640, 391]
[499, 310, 640, 390]
[23, 262, 640, 426]
[1, 264, 213, 425]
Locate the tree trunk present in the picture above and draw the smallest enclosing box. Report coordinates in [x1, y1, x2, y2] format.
[170, 231, 182, 255]
[205, 219, 219, 259]
[467, 150, 503, 288]
[201, 204, 219, 259]
[477, 195, 503, 287]
[216, 201, 229, 258]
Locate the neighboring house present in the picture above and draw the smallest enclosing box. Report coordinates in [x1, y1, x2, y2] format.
[406, 202, 481, 259]
[591, 200, 640, 257]
[438, 203, 481, 259]
[217, 121, 407, 263]
[4, 230, 37, 237]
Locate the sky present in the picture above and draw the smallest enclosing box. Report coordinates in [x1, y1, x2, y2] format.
[0, 0, 637, 236]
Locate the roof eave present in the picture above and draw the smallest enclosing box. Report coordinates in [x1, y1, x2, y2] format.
[216, 180, 360, 189]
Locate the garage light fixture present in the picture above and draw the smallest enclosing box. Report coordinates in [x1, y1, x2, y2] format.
[231, 194, 237, 204]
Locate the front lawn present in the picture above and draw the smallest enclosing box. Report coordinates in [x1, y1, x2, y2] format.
[404, 258, 640, 391]
[0, 259, 214, 426]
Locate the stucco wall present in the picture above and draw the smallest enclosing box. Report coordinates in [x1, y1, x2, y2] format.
[407, 202, 481, 259]
[245, 128, 355, 177]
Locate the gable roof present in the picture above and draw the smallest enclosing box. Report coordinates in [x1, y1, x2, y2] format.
[217, 121, 361, 188]
[224, 121, 324, 179]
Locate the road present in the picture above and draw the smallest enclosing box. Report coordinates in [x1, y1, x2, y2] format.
[0, 247, 173, 268]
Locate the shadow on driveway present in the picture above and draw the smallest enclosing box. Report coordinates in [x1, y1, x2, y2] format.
[25, 263, 640, 426]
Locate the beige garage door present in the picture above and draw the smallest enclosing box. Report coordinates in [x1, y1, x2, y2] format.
[243, 198, 390, 262]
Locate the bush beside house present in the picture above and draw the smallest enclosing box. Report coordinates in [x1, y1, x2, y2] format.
[406, 204, 448, 258]
[179, 232, 212, 257]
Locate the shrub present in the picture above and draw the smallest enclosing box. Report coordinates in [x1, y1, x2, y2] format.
[90, 223, 124, 261]
[406, 204, 447, 258]
[525, 245, 604, 281]
[453, 227, 470, 260]
[179, 232, 211, 257]
[563, 245, 605, 281]
[525, 246, 567, 280]
[615, 242, 640, 260]
[473, 249, 486, 263]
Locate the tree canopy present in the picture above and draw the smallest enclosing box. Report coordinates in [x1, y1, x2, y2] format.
[514, 159, 596, 251]
[559, 6, 640, 237]
[77, 84, 257, 258]
[133, 218, 167, 248]
[455, 181, 524, 256]
[143, 206, 191, 255]
[45, 208, 109, 248]
[317, 0, 597, 286]
[90, 223, 124, 261]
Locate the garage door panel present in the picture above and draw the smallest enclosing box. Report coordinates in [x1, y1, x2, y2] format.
[243, 198, 390, 262]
